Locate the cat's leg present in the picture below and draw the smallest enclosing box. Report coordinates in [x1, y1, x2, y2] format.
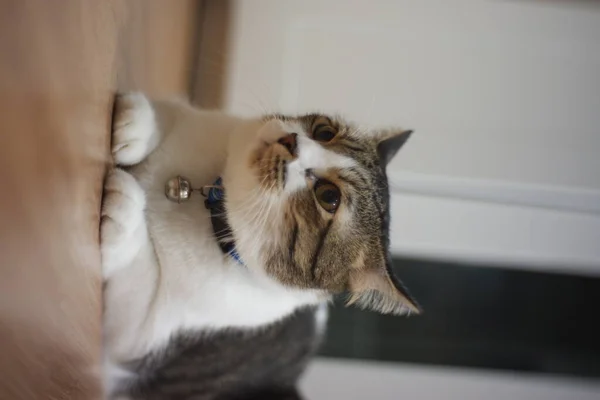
[102, 168, 159, 382]
[101, 168, 148, 279]
[111, 93, 160, 166]
[112, 93, 187, 166]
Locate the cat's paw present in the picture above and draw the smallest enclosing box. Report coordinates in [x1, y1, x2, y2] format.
[101, 168, 147, 278]
[112, 93, 157, 166]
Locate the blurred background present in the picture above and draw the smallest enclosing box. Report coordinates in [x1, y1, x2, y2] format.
[1, 0, 599, 399]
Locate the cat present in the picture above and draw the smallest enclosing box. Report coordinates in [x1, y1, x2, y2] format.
[102, 93, 420, 399]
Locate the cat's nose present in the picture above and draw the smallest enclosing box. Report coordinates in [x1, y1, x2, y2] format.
[277, 133, 298, 157]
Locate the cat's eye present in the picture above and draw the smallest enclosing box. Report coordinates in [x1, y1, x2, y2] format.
[314, 180, 341, 213]
[313, 124, 337, 143]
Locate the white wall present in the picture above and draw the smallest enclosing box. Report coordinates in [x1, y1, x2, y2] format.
[301, 358, 600, 400]
[223, 0, 600, 275]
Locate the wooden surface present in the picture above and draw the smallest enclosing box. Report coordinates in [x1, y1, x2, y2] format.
[0, 1, 199, 398]
[192, 0, 231, 108]
[118, 0, 200, 98]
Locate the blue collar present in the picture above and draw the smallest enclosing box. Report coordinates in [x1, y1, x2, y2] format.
[203, 177, 245, 265]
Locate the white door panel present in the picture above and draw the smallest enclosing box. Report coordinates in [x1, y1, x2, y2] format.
[390, 191, 600, 273]
[301, 359, 600, 400]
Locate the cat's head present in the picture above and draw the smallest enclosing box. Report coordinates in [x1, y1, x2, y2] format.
[223, 114, 420, 315]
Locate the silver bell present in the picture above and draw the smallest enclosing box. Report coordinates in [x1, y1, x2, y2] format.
[165, 175, 193, 203]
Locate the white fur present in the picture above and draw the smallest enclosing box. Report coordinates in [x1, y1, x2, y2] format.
[314, 302, 329, 337]
[286, 135, 357, 193]
[111, 93, 160, 166]
[102, 94, 339, 394]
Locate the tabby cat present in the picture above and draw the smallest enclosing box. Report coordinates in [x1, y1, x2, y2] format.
[102, 93, 419, 399]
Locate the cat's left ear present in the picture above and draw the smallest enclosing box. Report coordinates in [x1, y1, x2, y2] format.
[377, 129, 413, 166]
[346, 258, 422, 316]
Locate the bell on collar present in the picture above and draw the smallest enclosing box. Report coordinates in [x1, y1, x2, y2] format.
[165, 175, 193, 203]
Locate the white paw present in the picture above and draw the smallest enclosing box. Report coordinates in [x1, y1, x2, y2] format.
[101, 169, 146, 278]
[112, 92, 156, 166]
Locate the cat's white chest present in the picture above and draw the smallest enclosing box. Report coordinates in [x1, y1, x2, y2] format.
[135, 171, 322, 347]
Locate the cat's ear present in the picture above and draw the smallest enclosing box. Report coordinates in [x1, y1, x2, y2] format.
[377, 129, 413, 166]
[346, 258, 421, 316]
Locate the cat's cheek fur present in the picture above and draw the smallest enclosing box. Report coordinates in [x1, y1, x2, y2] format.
[222, 122, 270, 270]
[222, 119, 295, 272]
